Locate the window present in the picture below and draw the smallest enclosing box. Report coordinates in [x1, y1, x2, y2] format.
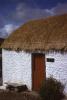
[47, 58, 54, 62]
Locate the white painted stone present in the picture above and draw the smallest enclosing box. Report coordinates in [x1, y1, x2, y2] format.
[2, 49, 67, 93]
[46, 52, 67, 93]
[2, 49, 32, 90]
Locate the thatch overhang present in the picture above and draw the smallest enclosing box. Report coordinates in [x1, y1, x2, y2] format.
[1, 14, 67, 52]
[0, 38, 4, 46]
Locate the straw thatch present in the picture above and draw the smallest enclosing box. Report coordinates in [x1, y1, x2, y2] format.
[1, 14, 67, 52]
[0, 38, 4, 46]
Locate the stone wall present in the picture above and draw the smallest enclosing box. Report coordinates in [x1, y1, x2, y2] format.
[2, 49, 32, 90]
[46, 52, 67, 93]
[2, 49, 67, 92]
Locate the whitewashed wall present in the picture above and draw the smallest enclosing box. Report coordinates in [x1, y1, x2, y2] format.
[2, 49, 32, 90]
[2, 49, 67, 92]
[46, 52, 67, 93]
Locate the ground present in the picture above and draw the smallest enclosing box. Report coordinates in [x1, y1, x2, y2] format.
[0, 89, 67, 100]
[0, 90, 41, 100]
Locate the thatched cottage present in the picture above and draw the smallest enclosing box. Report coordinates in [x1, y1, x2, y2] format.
[1, 14, 67, 92]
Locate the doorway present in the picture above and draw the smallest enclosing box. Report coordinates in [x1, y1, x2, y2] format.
[32, 53, 46, 91]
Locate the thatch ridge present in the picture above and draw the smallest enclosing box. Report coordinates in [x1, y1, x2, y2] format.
[1, 14, 67, 52]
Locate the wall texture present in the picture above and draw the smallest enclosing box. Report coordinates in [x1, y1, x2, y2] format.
[2, 49, 67, 93]
[46, 52, 67, 93]
[2, 49, 32, 90]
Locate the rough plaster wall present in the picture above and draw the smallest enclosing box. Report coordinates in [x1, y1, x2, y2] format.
[2, 49, 67, 92]
[46, 52, 67, 93]
[2, 49, 32, 90]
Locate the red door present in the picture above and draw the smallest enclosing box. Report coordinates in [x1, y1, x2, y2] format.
[32, 54, 46, 91]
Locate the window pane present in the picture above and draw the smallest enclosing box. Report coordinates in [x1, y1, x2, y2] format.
[47, 58, 54, 62]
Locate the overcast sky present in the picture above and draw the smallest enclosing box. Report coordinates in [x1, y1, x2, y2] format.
[0, 0, 67, 38]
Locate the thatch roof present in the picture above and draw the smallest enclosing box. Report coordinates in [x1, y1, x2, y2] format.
[1, 14, 67, 52]
[0, 38, 4, 46]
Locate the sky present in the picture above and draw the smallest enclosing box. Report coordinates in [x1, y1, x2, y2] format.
[0, 0, 67, 38]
